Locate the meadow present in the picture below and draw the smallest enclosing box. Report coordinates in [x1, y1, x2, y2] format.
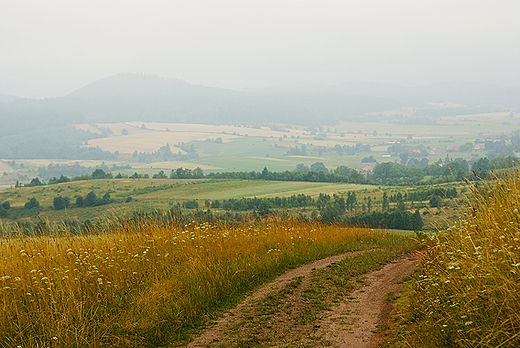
[0, 174, 469, 234]
[0, 178, 376, 223]
[0, 217, 416, 347]
[384, 172, 520, 347]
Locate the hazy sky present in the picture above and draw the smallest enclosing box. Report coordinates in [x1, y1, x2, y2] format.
[1, 0, 519, 98]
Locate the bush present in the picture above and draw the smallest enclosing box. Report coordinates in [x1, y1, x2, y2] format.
[53, 196, 70, 210]
[76, 196, 85, 207]
[85, 191, 98, 206]
[183, 200, 199, 209]
[24, 197, 40, 209]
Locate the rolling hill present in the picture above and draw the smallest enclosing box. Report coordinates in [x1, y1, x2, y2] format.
[0, 73, 400, 136]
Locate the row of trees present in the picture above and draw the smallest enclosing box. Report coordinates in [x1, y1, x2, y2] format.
[53, 191, 114, 210]
[208, 194, 315, 213]
[167, 156, 519, 186]
[4, 190, 425, 231]
[75, 191, 113, 208]
[16, 154, 520, 190]
[38, 162, 126, 181]
[20, 169, 114, 188]
[346, 210, 424, 231]
[0, 190, 114, 216]
[404, 187, 458, 202]
[191, 192, 423, 230]
[370, 156, 520, 185]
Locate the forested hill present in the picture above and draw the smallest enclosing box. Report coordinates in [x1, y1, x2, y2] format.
[0, 73, 399, 136]
[0, 94, 19, 104]
[2, 74, 519, 137]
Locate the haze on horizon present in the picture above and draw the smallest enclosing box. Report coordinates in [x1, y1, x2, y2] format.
[1, 0, 519, 99]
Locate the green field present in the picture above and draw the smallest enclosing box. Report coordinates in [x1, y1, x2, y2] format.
[0, 175, 468, 233]
[0, 178, 379, 223]
[1, 111, 516, 190]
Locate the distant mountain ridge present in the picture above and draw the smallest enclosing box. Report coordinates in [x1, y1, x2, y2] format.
[66, 73, 192, 99]
[0, 73, 400, 135]
[0, 73, 518, 138]
[0, 94, 19, 104]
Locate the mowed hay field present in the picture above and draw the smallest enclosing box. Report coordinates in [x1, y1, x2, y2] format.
[0, 218, 416, 347]
[76, 122, 301, 155]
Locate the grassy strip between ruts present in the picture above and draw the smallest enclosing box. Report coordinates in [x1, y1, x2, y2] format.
[382, 172, 520, 348]
[0, 217, 416, 348]
[200, 246, 417, 348]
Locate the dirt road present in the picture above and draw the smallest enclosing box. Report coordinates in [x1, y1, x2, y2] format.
[188, 250, 418, 348]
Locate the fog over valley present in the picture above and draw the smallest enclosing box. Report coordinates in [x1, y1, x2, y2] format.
[1, 0, 520, 187]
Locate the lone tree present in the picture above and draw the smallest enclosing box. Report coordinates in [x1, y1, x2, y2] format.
[101, 193, 112, 205]
[310, 162, 328, 173]
[85, 191, 98, 207]
[382, 192, 390, 211]
[76, 196, 85, 207]
[430, 195, 442, 208]
[28, 177, 43, 186]
[91, 169, 108, 179]
[152, 170, 167, 179]
[412, 209, 424, 231]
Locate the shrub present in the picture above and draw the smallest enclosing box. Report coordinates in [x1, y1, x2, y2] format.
[183, 199, 199, 209]
[53, 196, 70, 210]
[24, 197, 39, 209]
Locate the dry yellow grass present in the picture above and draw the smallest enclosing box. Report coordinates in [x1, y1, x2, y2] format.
[396, 173, 520, 347]
[0, 216, 409, 347]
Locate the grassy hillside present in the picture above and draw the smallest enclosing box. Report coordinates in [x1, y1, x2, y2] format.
[0, 176, 468, 232]
[0, 178, 374, 223]
[0, 218, 416, 347]
[386, 173, 520, 347]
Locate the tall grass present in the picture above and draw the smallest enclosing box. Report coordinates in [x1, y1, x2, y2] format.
[0, 215, 411, 347]
[398, 173, 520, 347]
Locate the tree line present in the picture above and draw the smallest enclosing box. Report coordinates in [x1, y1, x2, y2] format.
[16, 154, 520, 190]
